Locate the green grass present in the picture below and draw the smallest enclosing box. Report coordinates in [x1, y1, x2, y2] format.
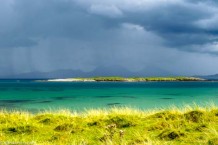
[0, 105, 218, 145]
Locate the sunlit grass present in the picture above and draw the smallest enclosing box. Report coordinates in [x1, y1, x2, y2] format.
[0, 104, 218, 144]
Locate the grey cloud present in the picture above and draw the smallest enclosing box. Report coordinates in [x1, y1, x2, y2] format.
[89, 4, 123, 18]
[0, 0, 106, 48]
[0, 0, 218, 77]
[0, 0, 217, 49]
[76, 0, 218, 50]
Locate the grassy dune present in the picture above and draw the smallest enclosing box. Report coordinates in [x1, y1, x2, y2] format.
[0, 106, 218, 145]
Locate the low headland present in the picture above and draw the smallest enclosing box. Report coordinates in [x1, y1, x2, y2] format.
[0, 105, 218, 144]
[47, 76, 205, 82]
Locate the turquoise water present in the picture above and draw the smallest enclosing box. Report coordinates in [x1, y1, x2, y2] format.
[0, 80, 218, 112]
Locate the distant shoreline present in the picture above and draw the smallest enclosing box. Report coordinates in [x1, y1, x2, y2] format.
[47, 77, 206, 82]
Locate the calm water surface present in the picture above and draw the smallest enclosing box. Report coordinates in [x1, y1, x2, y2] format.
[0, 79, 218, 112]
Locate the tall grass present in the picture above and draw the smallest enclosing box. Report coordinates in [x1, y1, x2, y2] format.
[0, 104, 218, 144]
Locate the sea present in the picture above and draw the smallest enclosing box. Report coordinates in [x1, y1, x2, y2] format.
[0, 79, 218, 112]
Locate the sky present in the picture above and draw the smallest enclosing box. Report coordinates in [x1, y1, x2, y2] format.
[1, 0, 218, 77]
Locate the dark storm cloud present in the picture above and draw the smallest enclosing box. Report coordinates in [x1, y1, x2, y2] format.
[1, 0, 218, 77]
[1, 0, 217, 50]
[0, 0, 97, 47]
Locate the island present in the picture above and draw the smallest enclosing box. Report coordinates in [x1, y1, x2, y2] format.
[47, 76, 205, 82]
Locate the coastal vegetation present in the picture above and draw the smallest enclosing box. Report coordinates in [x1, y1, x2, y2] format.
[0, 105, 218, 144]
[48, 76, 205, 82]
